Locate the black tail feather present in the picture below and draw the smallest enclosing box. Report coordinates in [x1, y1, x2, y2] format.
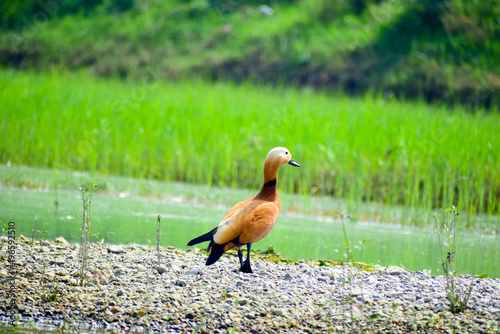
[206, 240, 214, 253]
[206, 242, 228, 266]
[187, 227, 217, 246]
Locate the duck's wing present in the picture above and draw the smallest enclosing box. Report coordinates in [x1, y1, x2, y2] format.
[222, 197, 254, 220]
[239, 201, 280, 244]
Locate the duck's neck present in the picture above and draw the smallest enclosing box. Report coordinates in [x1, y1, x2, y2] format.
[263, 159, 280, 185]
[257, 159, 280, 203]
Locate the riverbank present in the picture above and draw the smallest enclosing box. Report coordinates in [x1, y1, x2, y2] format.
[1, 236, 499, 333]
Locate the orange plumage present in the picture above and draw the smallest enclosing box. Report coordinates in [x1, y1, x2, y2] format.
[187, 147, 299, 273]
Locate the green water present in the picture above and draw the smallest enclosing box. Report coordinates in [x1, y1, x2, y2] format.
[1, 186, 498, 277]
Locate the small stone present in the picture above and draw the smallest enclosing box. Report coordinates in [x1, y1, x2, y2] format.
[116, 290, 125, 297]
[186, 268, 202, 275]
[108, 245, 125, 254]
[284, 273, 293, 281]
[49, 259, 66, 266]
[323, 271, 334, 279]
[55, 237, 70, 246]
[238, 298, 249, 305]
[246, 313, 256, 319]
[407, 323, 417, 331]
[389, 291, 403, 298]
[352, 305, 364, 318]
[175, 279, 187, 287]
[487, 306, 499, 315]
[389, 269, 402, 275]
[369, 311, 384, 319]
[273, 308, 285, 316]
[136, 309, 147, 317]
[350, 288, 363, 296]
[433, 305, 447, 313]
[155, 266, 167, 274]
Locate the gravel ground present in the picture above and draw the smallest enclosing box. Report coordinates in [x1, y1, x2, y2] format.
[1, 236, 499, 333]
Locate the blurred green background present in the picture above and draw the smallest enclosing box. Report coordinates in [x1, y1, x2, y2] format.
[1, 0, 499, 107]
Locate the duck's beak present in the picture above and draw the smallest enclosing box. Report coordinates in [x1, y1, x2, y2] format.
[288, 158, 300, 167]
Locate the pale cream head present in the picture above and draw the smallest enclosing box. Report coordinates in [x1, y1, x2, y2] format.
[265, 147, 295, 166]
[263, 147, 300, 183]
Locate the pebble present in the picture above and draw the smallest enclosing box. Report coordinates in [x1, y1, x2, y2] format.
[155, 266, 167, 274]
[1, 236, 500, 334]
[186, 268, 202, 275]
[107, 245, 125, 254]
[174, 279, 187, 287]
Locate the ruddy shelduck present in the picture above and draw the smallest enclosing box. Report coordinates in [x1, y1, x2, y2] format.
[187, 147, 300, 273]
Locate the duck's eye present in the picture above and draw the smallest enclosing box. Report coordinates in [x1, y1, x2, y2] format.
[285, 151, 289, 155]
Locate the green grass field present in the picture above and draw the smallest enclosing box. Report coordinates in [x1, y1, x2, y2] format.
[1, 0, 499, 108]
[1, 68, 499, 227]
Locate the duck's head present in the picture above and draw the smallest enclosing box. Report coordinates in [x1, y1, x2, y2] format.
[265, 147, 300, 168]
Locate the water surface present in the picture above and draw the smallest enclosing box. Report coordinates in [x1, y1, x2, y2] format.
[1, 187, 498, 277]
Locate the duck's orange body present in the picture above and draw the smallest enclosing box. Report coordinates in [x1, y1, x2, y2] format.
[187, 147, 299, 273]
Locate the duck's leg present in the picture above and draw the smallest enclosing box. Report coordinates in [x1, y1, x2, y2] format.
[238, 248, 244, 267]
[239, 243, 253, 273]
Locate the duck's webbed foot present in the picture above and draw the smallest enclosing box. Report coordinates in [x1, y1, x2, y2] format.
[238, 243, 253, 273]
[239, 260, 253, 273]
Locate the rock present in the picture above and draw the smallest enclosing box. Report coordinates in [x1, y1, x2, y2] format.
[109, 307, 121, 314]
[273, 308, 286, 316]
[433, 305, 447, 313]
[284, 273, 293, 281]
[350, 288, 363, 296]
[369, 311, 384, 319]
[136, 309, 148, 317]
[322, 271, 334, 280]
[186, 268, 202, 275]
[389, 291, 403, 298]
[352, 304, 364, 318]
[155, 266, 168, 274]
[237, 298, 249, 305]
[487, 306, 499, 315]
[55, 237, 70, 246]
[389, 269, 403, 275]
[174, 280, 187, 287]
[49, 259, 66, 266]
[108, 245, 125, 254]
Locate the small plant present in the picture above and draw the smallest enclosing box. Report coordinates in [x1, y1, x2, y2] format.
[31, 216, 38, 244]
[54, 181, 59, 225]
[0, 222, 8, 248]
[40, 260, 59, 302]
[78, 184, 97, 286]
[433, 205, 474, 314]
[41, 287, 59, 302]
[30, 217, 47, 245]
[336, 211, 358, 329]
[156, 215, 161, 265]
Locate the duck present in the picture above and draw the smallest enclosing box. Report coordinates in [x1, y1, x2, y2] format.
[187, 147, 300, 273]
